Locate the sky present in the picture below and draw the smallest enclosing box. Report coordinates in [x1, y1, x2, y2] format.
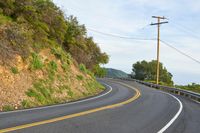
[53, 0, 200, 85]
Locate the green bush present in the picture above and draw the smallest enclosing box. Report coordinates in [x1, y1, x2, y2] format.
[30, 53, 43, 70]
[85, 80, 105, 93]
[21, 100, 32, 108]
[11, 67, 19, 74]
[32, 42, 46, 52]
[86, 70, 95, 79]
[26, 87, 49, 105]
[47, 61, 57, 81]
[26, 89, 39, 97]
[58, 84, 73, 97]
[0, 14, 12, 25]
[93, 65, 107, 78]
[51, 47, 62, 60]
[58, 85, 70, 93]
[26, 79, 56, 105]
[79, 64, 87, 73]
[51, 46, 71, 64]
[2, 105, 14, 111]
[67, 88, 73, 97]
[33, 82, 51, 99]
[176, 83, 200, 94]
[48, 61, 57, 71]
[76, 75, 84, 80]
[78, 63, 95, 78]
[61, 63, 69, 71]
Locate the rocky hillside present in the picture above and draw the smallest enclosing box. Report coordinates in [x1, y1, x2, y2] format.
[0, 0, 108, 111]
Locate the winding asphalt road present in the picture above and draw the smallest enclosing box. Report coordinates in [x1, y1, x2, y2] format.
[0, 78, 200, 133]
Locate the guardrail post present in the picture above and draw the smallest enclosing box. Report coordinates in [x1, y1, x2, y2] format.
[198, 98, 200, 102]
[184, 93, 189, 98]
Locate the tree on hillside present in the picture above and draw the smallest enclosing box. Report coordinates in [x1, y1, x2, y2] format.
[64, 16, 109, 71]
[132, 60, 173, 85]
[0, 0, 109, 74]
[92, 65, 107, 78]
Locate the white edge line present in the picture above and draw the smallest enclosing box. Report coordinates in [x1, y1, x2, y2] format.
[0, 83, 112, 115]
[157, 92, 183, 133]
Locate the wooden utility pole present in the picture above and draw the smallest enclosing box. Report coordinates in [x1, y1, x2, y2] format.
[150, 16, 168, 84]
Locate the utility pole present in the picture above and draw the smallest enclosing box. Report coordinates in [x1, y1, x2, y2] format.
[150, 16, 168, 84]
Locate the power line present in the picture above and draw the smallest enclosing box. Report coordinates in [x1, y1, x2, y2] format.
[160, 40, 200, 65]
[87, 28, 155, 41]
[87, 27, 200, 65]
[174, 22, 198, 34]
[171, 22, 200, 40]
[139, 24, 150, 30]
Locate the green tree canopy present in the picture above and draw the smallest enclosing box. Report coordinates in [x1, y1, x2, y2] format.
[64, 16, 109, 71]
[132, 60, 173, 85]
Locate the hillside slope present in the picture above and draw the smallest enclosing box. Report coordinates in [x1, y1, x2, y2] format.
[0, 0, 107, 111]
[106, 68, 128, 78]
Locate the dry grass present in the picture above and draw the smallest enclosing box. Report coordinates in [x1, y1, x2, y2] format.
[0, 49, 104, 111]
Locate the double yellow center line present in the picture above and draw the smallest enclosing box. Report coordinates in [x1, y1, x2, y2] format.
[0, 82, 141, 133]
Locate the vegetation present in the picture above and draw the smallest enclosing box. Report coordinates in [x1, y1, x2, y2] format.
[64, 16, 109, 71]
[105, 68, 128, 78]
[30, 53, 43, 70]
[2, 105, 14, 111]
[132, 60, 173, 85]
[11, 67, 19, 74]
[0, 14, 12, 25]
[176, 83, 200, 94]
[48, 61, 57, 72]
[76, 75, 84, 80]
[0, 0, 108, 111]
[0, 0, 108, 72]
[21, 100, 32, 108]
[67, 88, 74, 97]
[93, 65, 107, 78]
[85, 80, 105, 93]
[79, 63, 87, 73]
[25, 78, 69, 106]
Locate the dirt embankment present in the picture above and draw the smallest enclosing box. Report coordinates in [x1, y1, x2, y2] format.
[0, 49, 104, 111]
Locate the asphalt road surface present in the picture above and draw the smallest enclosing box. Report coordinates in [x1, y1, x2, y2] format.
[0, 78, 200, 133]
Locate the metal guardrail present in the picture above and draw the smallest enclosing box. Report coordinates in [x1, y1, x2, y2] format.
[117, 78, 200, 103]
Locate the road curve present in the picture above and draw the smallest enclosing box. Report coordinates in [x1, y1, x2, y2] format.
[0, 78, 200, 133]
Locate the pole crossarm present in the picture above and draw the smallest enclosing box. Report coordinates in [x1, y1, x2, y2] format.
[150, 21, 168, 26]
[152, 16, 167, 19]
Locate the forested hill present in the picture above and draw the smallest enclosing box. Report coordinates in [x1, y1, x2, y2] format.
[0, 0, 108, 111]
[105, 68, 128, 78]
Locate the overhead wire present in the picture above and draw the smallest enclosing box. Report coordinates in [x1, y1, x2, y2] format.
[160, 40, 200, 65]
[87, 27, 200, 65]
[171, 22, 200, 40]
[87, 28, 156, 41]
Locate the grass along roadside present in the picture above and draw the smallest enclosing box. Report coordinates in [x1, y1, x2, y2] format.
[175, 83, 200, 94]
[1, 49, 105, 112]
[144, 80, 200, 94]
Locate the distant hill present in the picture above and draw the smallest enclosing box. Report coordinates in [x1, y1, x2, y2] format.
[105, 68, 128, 78]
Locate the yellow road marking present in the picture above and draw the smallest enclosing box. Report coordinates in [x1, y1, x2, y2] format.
[0, 82, 140, 133]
